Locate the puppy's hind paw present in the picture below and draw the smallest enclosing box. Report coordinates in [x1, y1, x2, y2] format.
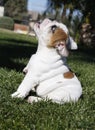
[23, 67, 28, 74]
[27, 96, 42, 103]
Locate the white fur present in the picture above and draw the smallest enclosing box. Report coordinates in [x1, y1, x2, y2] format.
[11, 19, 82, 104]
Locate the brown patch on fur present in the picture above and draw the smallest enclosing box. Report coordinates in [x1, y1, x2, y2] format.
[64, 71, 74, 79]
[48, 28, 68, 47]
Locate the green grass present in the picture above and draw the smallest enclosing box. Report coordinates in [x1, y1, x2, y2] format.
[0, 29, 95, 130]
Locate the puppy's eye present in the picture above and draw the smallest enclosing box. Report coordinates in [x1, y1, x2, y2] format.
[51, 25, 57, 33]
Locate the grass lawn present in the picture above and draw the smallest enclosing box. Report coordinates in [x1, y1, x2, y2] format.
[0, 29, 95, 130]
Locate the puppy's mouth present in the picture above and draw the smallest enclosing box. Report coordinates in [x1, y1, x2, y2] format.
[55, 40, 69, 57]
[55, 41, 66, 51]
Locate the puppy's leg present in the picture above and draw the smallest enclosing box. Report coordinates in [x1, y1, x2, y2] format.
[11, 71, 39, 99]
[45, 83, 82, 104]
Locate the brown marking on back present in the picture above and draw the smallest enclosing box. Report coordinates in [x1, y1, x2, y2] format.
[64, 71, 74, 79]
[48, 28, 68, 47]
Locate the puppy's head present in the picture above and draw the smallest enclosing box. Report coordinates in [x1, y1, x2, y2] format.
[34, 18, 77, 57]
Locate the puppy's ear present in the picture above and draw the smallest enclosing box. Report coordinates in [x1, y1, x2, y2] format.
[67, 37, 78, 50]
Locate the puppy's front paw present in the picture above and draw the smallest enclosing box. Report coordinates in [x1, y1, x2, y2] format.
[11, 91, 26, 99]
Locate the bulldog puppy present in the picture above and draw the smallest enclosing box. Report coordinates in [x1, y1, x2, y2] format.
[11, 19, 82, 104]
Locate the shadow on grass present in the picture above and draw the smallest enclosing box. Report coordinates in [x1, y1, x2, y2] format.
[0, 34, 95, 72]
[70, 45, 95, 63]
[0, 37, 34, 45]
[0, 39, 37, 71]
